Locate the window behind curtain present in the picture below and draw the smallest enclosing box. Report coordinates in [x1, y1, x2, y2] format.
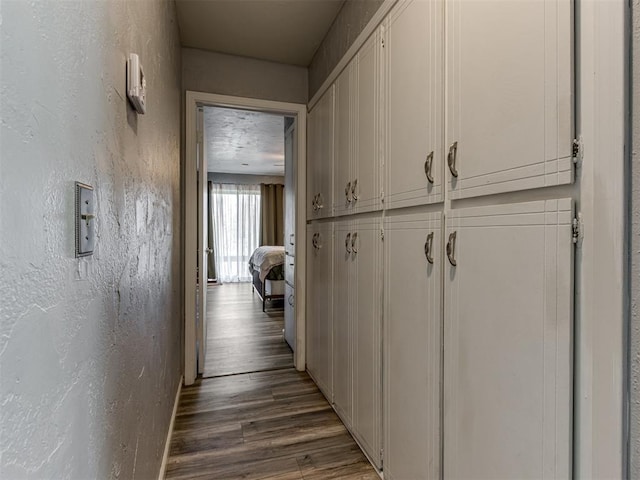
[210, 184, 261, 283]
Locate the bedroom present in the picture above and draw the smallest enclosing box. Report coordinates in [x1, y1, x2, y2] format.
[199, 106, 297, 378]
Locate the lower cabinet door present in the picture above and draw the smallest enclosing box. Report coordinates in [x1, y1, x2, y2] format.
[284, 282, 295, 351]
[333, 220, 353, 426]
[306, 222, 333, 399]
[444, 199, 573, 479]
[353, 217, 383, 468]
[383, 211, 442, 480]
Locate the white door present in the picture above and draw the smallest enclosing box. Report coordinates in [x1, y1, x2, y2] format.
[332, 219, 353, 427]
[333, 63, 354, 217]
[446, 0, 573, 199]
[384, 211, 441, 480]
[352, 217, 382, 468]
[196, 107, 208, 375]
[385, 0, 444, 209]
[306, 222, 333, 399]
[284, 122, 296, 257]
[354, 28, 382, 214]
[444, 199, 573, 478]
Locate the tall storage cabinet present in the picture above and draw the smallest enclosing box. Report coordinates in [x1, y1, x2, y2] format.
[306, 222, 333, 399]
[307, 0, 576, 477]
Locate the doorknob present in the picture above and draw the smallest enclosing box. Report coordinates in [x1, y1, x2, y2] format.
[205, 247, 213, 254]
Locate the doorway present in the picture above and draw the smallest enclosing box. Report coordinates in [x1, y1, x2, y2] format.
[184, 92, 307, 385]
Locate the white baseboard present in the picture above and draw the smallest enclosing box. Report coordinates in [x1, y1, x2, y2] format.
[158, 375, 183, 480]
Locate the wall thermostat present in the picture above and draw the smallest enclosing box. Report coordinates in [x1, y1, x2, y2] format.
[127, 53, 146, 114]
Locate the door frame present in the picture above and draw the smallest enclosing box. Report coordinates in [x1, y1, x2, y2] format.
[184, 91, 307, 385]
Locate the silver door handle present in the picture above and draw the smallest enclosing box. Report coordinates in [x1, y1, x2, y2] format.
[351, 232, 358, 254]
[288, 294, 294, 306]
[424, 232, 434, 264]
[315, 232, 323, 249]
[345, 233, 351, 253]
[447, 141, 458, 178]
[446, 231, 457, 266]
[312, 233, 318, 249]
[312, 194, 318, 211]
[317, 193, 324, 209]
[289, 233, 294, 245]
[205, 247, 213, 254]
[345, 181, 352, 203]
[424, 151, 434, 184]
[351, 179, 358, 201]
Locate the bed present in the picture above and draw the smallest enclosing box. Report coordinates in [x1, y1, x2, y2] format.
[248, 246, 285, 312]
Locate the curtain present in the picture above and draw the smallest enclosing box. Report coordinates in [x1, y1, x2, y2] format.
[207, 181, 216, 280]
[260, 183, 284, 246]
[211, 183, 261, 283]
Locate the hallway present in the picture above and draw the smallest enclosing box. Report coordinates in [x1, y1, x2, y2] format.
[204, 283, 294, 377]
[166, 282, 378, 479]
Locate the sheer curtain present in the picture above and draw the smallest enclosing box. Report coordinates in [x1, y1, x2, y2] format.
[211, 184, 261, 283]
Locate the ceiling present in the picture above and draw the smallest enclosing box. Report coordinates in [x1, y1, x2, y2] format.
[204, 107, 286, 176]
[175, 0, 345, 66]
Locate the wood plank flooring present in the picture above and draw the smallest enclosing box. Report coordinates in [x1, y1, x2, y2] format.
[165, 368, 379, 479]
[204, 283, 293, 377]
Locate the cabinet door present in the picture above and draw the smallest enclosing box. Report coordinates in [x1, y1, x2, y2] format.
[385, 0, 444, 209]
[332, 220, 353, 427]
[352, 217, 383, 468]
[284, 282, 295, 351]
[313, 87, 335, 219]
[446, 0, 573, 199]
[307, 108, 318, 219]
[333, 63, 355, 217]
[284, 123, 296, 256]
[354, 29, 382, 214]
[307, 222, 333, 398]
[383, 211, 442, 480]
[444, 199, 573, 478]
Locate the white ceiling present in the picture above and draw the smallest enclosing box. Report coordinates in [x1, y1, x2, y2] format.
[175, 0, 345, 66]
[204, 107, 286, 176]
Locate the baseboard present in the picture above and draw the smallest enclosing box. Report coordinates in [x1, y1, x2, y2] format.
[158, 375, 182, 480]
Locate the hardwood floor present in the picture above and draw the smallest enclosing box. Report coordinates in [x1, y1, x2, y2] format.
[165, 369, 379, 479]
[203, 283, 293, 377]
[166, 283, 378, 479]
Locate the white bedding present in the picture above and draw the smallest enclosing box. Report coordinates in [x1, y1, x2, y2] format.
[249, 246, 285, 282]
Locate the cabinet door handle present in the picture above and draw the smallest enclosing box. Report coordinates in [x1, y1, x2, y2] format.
[345, 233, 351, 253]
[351, 179, 358, 201]
[446, 231, 457, 266]
[447, 141, 459, 178]
[288, 294, 294, 306]
[345, 181, 352, 203]
[317, 193, 324, 209]
[316, 232, 323, 249]
[289, 233, 294, 245]
[424, 151, 434, 184]
[424, 232, 434, 264]
[312, 233, 318, 249]
[351, 232, 358, 254]
[312, 194, 318, 211]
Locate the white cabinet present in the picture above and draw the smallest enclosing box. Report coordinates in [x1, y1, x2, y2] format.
[333, 30, 382, 218]
[444, 199, 573, 479]
[284, 282, 295, 351]
[332, 220, 354, 428]
[332, 217, 383, 468]
[285, 122, 296, 256]
[383, 211, 442, 480]
[385, 0, 444, 209]
[352, 217, 383, 468]
[307, 86, 334, 220]
[306, 222, 333, 399]
[446, 0, 573, 199]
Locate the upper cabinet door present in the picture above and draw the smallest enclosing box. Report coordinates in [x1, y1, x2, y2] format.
[316, 86, 335, 218]
[444, 199, 573, 478]
[385, 0, 444, 209]
[446, 0, 574, 199]
[354, 30, 382, 214]
[333, 62, 355, 217]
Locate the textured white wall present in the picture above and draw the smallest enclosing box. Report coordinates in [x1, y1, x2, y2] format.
[308, 0, 385, 98]
[182, 48, 308, 103]
[0, 1, 182, 478]
[632, 1, 640, 475]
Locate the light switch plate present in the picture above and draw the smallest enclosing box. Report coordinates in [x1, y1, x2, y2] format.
[75, 182, 95, 257]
